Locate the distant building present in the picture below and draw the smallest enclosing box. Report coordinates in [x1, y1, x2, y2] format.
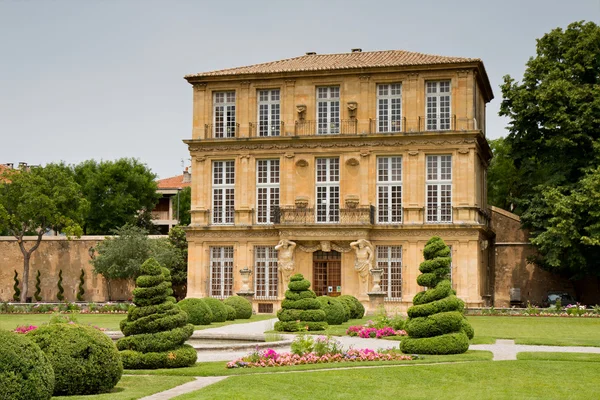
[151, 168, 191, 234]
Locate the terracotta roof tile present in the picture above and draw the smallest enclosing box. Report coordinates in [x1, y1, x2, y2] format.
[185, 50, 480, 78]
[156, 174, 191, 189]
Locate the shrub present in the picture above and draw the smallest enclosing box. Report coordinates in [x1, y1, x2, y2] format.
[0, 330, 54, 400]
[275, 274, 327, 332]
[224, 295, 253, 319]
[13, 270, 20, 301]
[337, 295, 356, 319]
[203, 297, 228, 322]
[178, 298, 213, 325]
[317, 296, 346, 325]
[28, 323, 122, 396]
[56, 269, 64, 301]
[77, 269, 85, 301]
[339, 295, 365, 319]
[400, 237, 473, 355]
[117, 258, 195, 369]
[34, 270, 42, 302]
[225, 304, 237, 320]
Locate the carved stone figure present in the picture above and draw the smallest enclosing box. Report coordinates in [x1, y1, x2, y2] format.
[350, 239, 375, 282]
[275, 239, 297, 283]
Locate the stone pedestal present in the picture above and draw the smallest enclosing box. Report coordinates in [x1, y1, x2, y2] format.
[367, 292, 386, 314]
[236, 292, 255, 302]
[369, 268, 383, 292]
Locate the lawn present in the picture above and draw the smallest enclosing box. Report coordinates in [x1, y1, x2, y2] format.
[171, 360, 600, 400]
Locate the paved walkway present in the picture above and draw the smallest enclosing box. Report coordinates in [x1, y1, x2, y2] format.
[470, 339, 600, 361]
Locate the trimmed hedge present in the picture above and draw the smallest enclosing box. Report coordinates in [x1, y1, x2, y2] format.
[225, 304, 237, 320]
[405, 311, 464, 338]
[28, 323, 122, 396]
[203, 297, 228, 322]
[317, 296, 346, 325]
[400, 331, 469, 355]
[338, 295, 365, 319]
[284, 289, 317, 301]
[178, 298, 213, 325]
[0, 330, 54, 400]
[275, 273, 327, 332]
[119, 344, 197, 369]
[224, 296, 253, 319]
[281, 298, 322, 310]
[274, 321, 328, 332]
[412, 280, 453, 305]
[407, 295, 464, 319]
[116, 325, 194, 353]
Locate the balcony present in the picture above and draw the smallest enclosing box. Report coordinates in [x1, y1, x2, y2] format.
[272, 206, 373, 225]
[294, 119, 357, 136]
[369, 118, 406, 134]
[249, 121, 285, 137]
[205, 123, 240, 139]
[425, 205, 453, 224]
[374, 206, 403, 224]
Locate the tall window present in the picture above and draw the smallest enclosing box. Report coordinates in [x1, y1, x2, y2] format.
[316, 158, 339, 223]
[377, 156, 402, 223]
[256, 159, 279, 224]
[213, 91, 236, 138]
[426, 81, 451, 131]
[210, 246, 233, 298]
[377, 84, 402, 132]
[377, 246, 402, 300]
[254, 246, 278, 299]
[212, 160, 235, 224]
[258, 89, 280, 136]
[426, 155, 452, 223]
[317, 87, 340, 135]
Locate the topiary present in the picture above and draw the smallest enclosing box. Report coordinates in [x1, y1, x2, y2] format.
[224, 295, 253, 319]
[77, 269, 85, 301]
[56, 269, 64, 301]
[117, 257, 196, 369]
[338, 295, 365, 319]
[202, 297, 228, 322]
[275, 273, 327, 332]
[317, 296, 346, 325]
[400, 237, 473, 355]
[224, 304, 237, 320]
[34, 270, 42, 301]
[0, 330, 54, 400]
[178, 298, 213, 325]
[13, 270, 20, 301]
[162, 267, 177, 304]
[28, 323, 122, 396]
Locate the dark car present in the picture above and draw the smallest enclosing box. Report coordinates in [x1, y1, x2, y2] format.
[543, 292, 577, 308]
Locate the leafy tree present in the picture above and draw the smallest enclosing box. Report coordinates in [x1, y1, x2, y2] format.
[499, 21, 600, 280]
[74, 158, 159, 235]
[172, 187, 191, 226]
[167, 225, 188, 297]
[486, 137, 521, 212]
[0, 164, 86, 302]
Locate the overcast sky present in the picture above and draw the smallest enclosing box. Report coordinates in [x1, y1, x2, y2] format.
[1, 0, 599, 179]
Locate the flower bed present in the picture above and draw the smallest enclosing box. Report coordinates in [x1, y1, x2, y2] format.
[346, 325, 407, 338]
[0, 301, 130, 314]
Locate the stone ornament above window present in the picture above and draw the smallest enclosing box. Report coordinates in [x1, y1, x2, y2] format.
[295, 196, 309, 209]
[345, 157, 360, 167]
[295, 159, 308, 168]
[296, 104, 307, 120]
[345, 194, 359, 209]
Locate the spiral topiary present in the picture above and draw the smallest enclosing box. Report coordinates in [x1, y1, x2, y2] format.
[317, 296, 347, 325]
[275, 273, 327, 332]
[34, 270, 42, 301]
[400, 237, 473, 355]
[162, 267, 177, 303]
[56, 269, 64, 301]
[77, 269, 85, 301]
[178, 298, 213, 325]
[202, 297, 228, 322]
[224, 295, 253, 319]
[0, 330, 54, 400]
[28, 323, 122, 396]
[13, 270, 20, 301]
[117, 258, 196, 369]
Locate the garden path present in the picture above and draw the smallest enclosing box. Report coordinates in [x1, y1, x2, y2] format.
[470, 339, 600, 361]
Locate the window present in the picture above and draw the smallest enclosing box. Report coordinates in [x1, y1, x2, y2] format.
[212, 160, 235, 224]
[317, 87, 340, 135]
[213, 91, 236, 138]
[426, 81, 451, 131]
[210, 246, 233, 298]
[257, 89, 280, 136]
[377, 156, 402, 223]
[256, 159, 279, 224]
[316, 158, 339, 223]
[377, 84, 402, 132]
[377, 246, 402, 300]
[254, 246, 278, 299]
[426, 155, 452, 223]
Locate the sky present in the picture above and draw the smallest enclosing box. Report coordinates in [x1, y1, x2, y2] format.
[1, 0, 599, 179]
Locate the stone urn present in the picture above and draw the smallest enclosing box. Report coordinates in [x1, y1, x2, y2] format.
[239, 267, 252, 293]
[369, 268, 383, 293]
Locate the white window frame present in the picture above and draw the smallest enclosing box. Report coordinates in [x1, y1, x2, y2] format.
[317, 87, 340, 135]
[212, 160, 235, 225]
[426, 81, 451, 131]
[256, 159, 280, 224]
[426, 155, 452, 223]
[377, 83, 402, 133]
[210, 246, 233, 298]
[254, 246, 278, 299]
[377, 156, 403, 224]
[213, 91, 236, 138]
[377, 246, 402, 301]
[257, 89, 280, 136]
[315, 157, 340, 223]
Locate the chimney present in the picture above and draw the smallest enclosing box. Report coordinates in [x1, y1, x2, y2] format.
[18, 162, 27, 168]
[183, 167, 191, 183]
[5, 163, 13, 169]
[305, 52, 316, 55]
[351, 48, 362, 53]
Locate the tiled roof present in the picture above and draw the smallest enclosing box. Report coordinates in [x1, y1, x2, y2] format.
[185, 49, 480, 78]
[157, 174, 191, 190]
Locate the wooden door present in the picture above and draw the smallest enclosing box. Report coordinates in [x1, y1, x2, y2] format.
[313, 250, 341, 297]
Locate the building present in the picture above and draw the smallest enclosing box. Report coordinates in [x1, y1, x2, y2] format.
[183, 49, 494, 313]
[151, 168, 191, 234]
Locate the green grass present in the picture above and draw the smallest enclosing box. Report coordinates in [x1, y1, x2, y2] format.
[517, 352, 600, 362]
[51, 375, 194, 400]
[0, 313, 126, 331]
[467, 316, 600, 346]
[171, 360, 600, 400]
[124, 351, 492, 377]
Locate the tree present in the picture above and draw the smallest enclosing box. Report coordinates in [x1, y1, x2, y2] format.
[499, 21, 600, 280]
[172, 187, 191, 226]
[0, 164, 86, 302]
[74, 158, 159, 235]
[167, 225, 188, 298]
[486, 137, 521, 212]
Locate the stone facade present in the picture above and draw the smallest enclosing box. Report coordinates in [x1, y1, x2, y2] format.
[183, 50, 495, 313]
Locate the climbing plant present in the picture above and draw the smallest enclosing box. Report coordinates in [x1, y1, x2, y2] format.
[56, 270, 64, 301]
[34, 270, 42, 301]
[13, 270, 20, 301]
[77, 269, 85, 301]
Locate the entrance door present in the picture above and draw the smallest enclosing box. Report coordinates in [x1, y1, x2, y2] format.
[313, 250, 341, 297]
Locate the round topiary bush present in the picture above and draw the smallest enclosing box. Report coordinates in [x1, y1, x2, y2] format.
[224, 295, 253, 319]
[338, 295, 364, 319]
[0, 330, 54, 400]
[317, 296, 346, 325]
[178, 298, 213, 325]
[117, 258, 196, 369]
[400, 237, 473, 355]
[225, 304, 237, 320]
[28, 323, 122, 396]
[275, 273, 327, 332]
[202, 297, 228, 322]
